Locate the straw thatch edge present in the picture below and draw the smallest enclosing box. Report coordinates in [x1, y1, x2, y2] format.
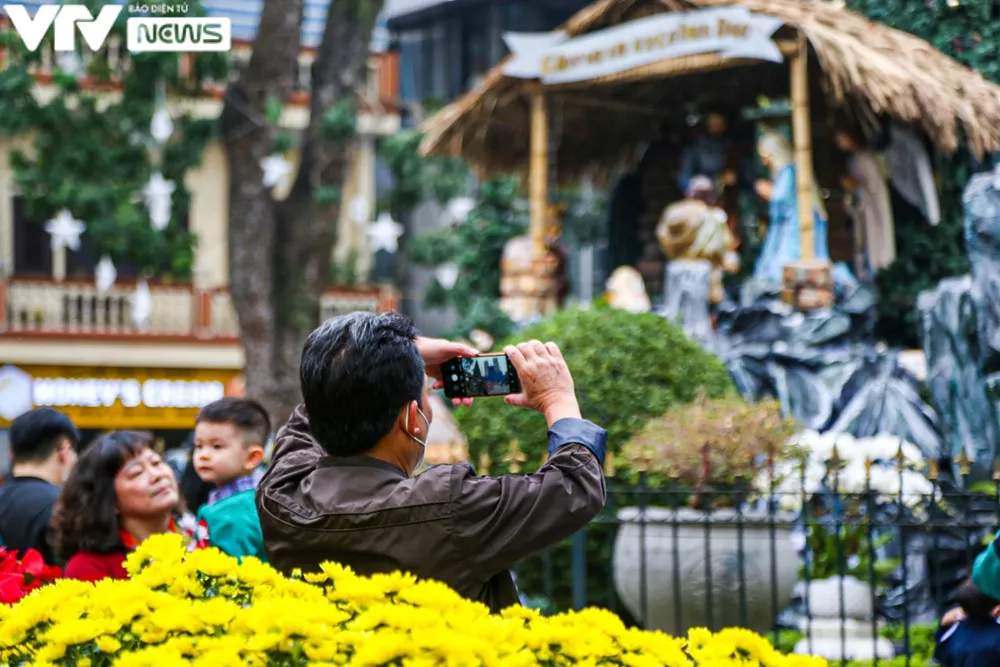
[419, 0, 1000, 163]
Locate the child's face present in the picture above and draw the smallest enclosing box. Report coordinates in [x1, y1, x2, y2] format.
[193, 421, 263, 486]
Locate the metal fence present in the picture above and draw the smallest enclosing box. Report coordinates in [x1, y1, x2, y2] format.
[513, 458, 1000, 666]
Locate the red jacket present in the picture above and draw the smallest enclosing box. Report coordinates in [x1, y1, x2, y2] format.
[63, 551, 128, 581]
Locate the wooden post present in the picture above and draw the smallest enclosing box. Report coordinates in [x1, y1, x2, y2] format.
[0, 276, 7, 333]
[194, 288, 212, 339]
[52, 246, 66, 282]
[529, 89, 548, 258]
[790, 30, 813, 260]
[782, 30, 834, 311]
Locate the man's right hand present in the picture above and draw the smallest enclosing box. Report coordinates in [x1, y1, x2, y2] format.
[504, 341, 581, 426]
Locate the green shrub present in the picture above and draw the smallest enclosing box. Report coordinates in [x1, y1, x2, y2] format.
[456, 306, 735, 472]
[845, 622, 936, 667]
[769, 622, 936, 665]
[766, 630, 804, 655]
[456, 306, 735, 613]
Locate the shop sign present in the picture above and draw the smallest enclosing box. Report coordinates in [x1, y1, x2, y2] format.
[503, 7, 784, 85]
[0, 365, 241, 430]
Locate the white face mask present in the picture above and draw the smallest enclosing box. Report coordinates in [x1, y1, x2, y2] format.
[404, 406, 430, 474]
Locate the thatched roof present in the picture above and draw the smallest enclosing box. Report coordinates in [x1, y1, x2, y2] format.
[419, 0, 1000, 175]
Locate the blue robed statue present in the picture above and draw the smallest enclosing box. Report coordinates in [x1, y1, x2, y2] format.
[752, 129, 832, 284]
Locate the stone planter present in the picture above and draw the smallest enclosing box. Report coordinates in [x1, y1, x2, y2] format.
[792, 576, 894, 661]
[613, 507, 798, 634]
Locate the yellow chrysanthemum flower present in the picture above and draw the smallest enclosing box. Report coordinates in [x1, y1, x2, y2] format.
[0, 538, 829, 667]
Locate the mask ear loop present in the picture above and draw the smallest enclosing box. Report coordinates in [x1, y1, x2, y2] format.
[404, 403, 428, 448]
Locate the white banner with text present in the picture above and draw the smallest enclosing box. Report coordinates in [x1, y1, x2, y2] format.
[503, 7, 785, 85]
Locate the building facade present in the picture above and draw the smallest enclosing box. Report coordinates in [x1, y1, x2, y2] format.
[0, 2, 400, 463]
[382, 0, 605, 331]
[384, 0, 588, 121]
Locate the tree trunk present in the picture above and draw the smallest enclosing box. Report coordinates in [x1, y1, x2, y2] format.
[219, 0, 383, 427]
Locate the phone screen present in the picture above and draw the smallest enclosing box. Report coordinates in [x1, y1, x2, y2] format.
[442, 354, 521, 398]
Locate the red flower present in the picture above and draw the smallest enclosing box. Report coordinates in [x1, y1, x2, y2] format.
[0, 547, 62, 605]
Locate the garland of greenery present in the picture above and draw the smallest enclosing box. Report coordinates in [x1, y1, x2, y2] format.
[408, 176, 526, 339]
[379, 130, 524, 338]
[0, 1, 227, 279]
[849, 0, 996, 347]
[381, 128, 623, 337]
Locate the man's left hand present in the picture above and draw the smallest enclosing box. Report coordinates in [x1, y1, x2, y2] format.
[416, 337, 479, 407]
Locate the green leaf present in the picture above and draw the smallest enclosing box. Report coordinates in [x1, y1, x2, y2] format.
[314, 187, 341, 206]
[320, 98, 357, 144]
[271, 131, 295, 154]
[265, 95, 284, 126]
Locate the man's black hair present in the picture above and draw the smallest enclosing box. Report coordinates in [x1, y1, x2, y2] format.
[196, 397, 272, 446]
[300, 311, 425, 457]
[9, 408, 80, 464]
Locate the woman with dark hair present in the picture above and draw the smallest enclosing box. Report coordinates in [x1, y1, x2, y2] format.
[51, 431, 188, 581]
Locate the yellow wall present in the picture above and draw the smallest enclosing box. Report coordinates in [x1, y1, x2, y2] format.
[336, 136, 375, 279]
[186, 141, 229, 289]
[0, 338, 244, 369]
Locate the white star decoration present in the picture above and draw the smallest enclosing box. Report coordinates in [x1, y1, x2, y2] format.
[95, 255, 117, 294]
[435, 263, 459, 290]
[260, 153, 293, 188]
[367, 212, 404, 254]
[447, 197, 476, 224]
[150, 109, 173, 144]
[144, 171, 176, 231]
[131, 279, 152, 328]
[44, 209, 86, 251]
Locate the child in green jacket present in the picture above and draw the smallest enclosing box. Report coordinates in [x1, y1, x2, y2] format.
[191, 397, 270, 562]
[973, 532, 1000, 601]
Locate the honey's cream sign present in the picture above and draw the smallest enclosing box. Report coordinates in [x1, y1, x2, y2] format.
[503, 7, 784, 85]
[0, 364, 238, 429]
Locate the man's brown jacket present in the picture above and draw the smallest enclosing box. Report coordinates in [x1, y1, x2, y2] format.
[256, 405, 607, 612]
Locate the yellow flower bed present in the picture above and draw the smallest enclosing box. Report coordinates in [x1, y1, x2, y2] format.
[0, 534, 828, 667]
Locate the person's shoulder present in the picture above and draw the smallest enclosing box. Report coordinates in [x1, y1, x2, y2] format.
[201, 489, 260, 522]
[0, 478, 59, 519]
[7, 477, 59, 499]
[413, 463, 476, 496]
[421, 463, 476, 480]
[219, 489, 259, 513]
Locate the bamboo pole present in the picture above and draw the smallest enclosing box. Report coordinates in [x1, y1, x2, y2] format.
[790, 30, 814, 261]
[529, 89, 549, 258]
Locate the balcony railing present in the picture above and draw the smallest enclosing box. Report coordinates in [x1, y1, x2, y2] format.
[0, 277, 398, 341]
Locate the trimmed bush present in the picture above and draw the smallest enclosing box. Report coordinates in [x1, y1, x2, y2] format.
[456, 306, 735, 473]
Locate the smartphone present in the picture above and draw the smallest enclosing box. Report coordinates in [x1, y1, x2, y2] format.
[441, 353, 521, 398]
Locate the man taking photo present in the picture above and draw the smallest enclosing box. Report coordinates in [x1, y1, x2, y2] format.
[257, 311, 607, 612]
